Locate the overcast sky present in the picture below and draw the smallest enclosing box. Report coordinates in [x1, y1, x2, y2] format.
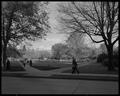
[19, 2, 118, 50]
[26, 2, 68, 50]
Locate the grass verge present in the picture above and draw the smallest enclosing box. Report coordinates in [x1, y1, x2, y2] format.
[62, 63, 118, 75]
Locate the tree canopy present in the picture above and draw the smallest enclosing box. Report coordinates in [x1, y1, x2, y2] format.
[2, 1, 50, 46]
[51, 43, 69, 60]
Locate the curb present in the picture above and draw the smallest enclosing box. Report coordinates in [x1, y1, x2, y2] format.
[2, 73, 118, 82]
[50, 74, 118, 81]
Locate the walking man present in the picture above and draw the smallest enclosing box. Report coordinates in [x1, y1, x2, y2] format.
[23, 61, 26, 67]
[29, 59, 32, 67]
[72, 57, 79, 74]
[6, 58, 10, 71]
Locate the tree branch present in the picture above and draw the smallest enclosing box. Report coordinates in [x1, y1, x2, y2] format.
[72, 2, 100, 31]
[112, 36, 119, 45]
[71, 14, 104, 43]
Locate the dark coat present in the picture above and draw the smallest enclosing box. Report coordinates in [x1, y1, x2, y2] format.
[30, 60, 32, 66]
[72, 58, 77, 68]
[6, 60, 10, 70]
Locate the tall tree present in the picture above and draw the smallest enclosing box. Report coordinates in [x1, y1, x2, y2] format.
[66, 31, 85, 59]
[2, 1, 50, 69]
[51, 43, 69, 60]
[58, 2, 119, 71]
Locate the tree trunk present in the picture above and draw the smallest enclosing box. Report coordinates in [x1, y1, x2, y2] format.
[107, 46, 115, 71]
[1, 41, 4, 68]
[3, 42, 8, 70]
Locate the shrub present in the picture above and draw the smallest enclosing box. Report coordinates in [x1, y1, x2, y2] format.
[97, 53, 108, 63]
[102, 58, 118, 68]
[97, 49, 118, 67]
[91, 56, 97, 60]
[113, 50, 119, 67]
[102, 58, 109, 67]
[112, 59, 118, 67]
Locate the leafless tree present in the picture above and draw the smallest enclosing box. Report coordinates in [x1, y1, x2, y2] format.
[58, 2, 119, 71]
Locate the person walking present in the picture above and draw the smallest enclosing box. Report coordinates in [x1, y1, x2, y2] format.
[27, 60, 29, 65]
[6, 59, 10, 71]
[72, 57, 79, 74]
[29, 59, 32, 67]
[23, 61, 26, 67]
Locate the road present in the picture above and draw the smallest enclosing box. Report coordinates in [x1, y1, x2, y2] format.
[2, 77, 118, 94]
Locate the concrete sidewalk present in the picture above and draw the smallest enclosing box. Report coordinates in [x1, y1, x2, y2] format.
[17, 60, 94, 76]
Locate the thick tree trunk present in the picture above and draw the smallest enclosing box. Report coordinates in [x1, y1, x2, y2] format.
[107, 46, 115, 71]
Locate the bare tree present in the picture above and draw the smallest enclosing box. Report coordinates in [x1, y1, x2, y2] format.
[58, 2, 119, 71]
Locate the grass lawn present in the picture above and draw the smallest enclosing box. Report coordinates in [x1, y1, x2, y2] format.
[2, 59, 72, 71]
[62, 63, 119, 75]
[31, 60, 72, 70]
[2, 61, 25, 72]
[32, 66, 60, 70]
[2, 59, 118, 75]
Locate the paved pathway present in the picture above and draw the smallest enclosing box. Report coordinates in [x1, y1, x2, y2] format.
[13, 61, 118, 81]
[2, 60, 93, 77]
[26, 60, 95, 73]
[18, 60, 96, 77]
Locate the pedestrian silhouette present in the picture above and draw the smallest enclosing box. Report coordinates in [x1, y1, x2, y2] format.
[6, 59, 10, 71]
[29, 59, 32, 67]
[23, 61, 26, 67]
[27, 60, 29, 65]
[72, 57, 79, 74]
